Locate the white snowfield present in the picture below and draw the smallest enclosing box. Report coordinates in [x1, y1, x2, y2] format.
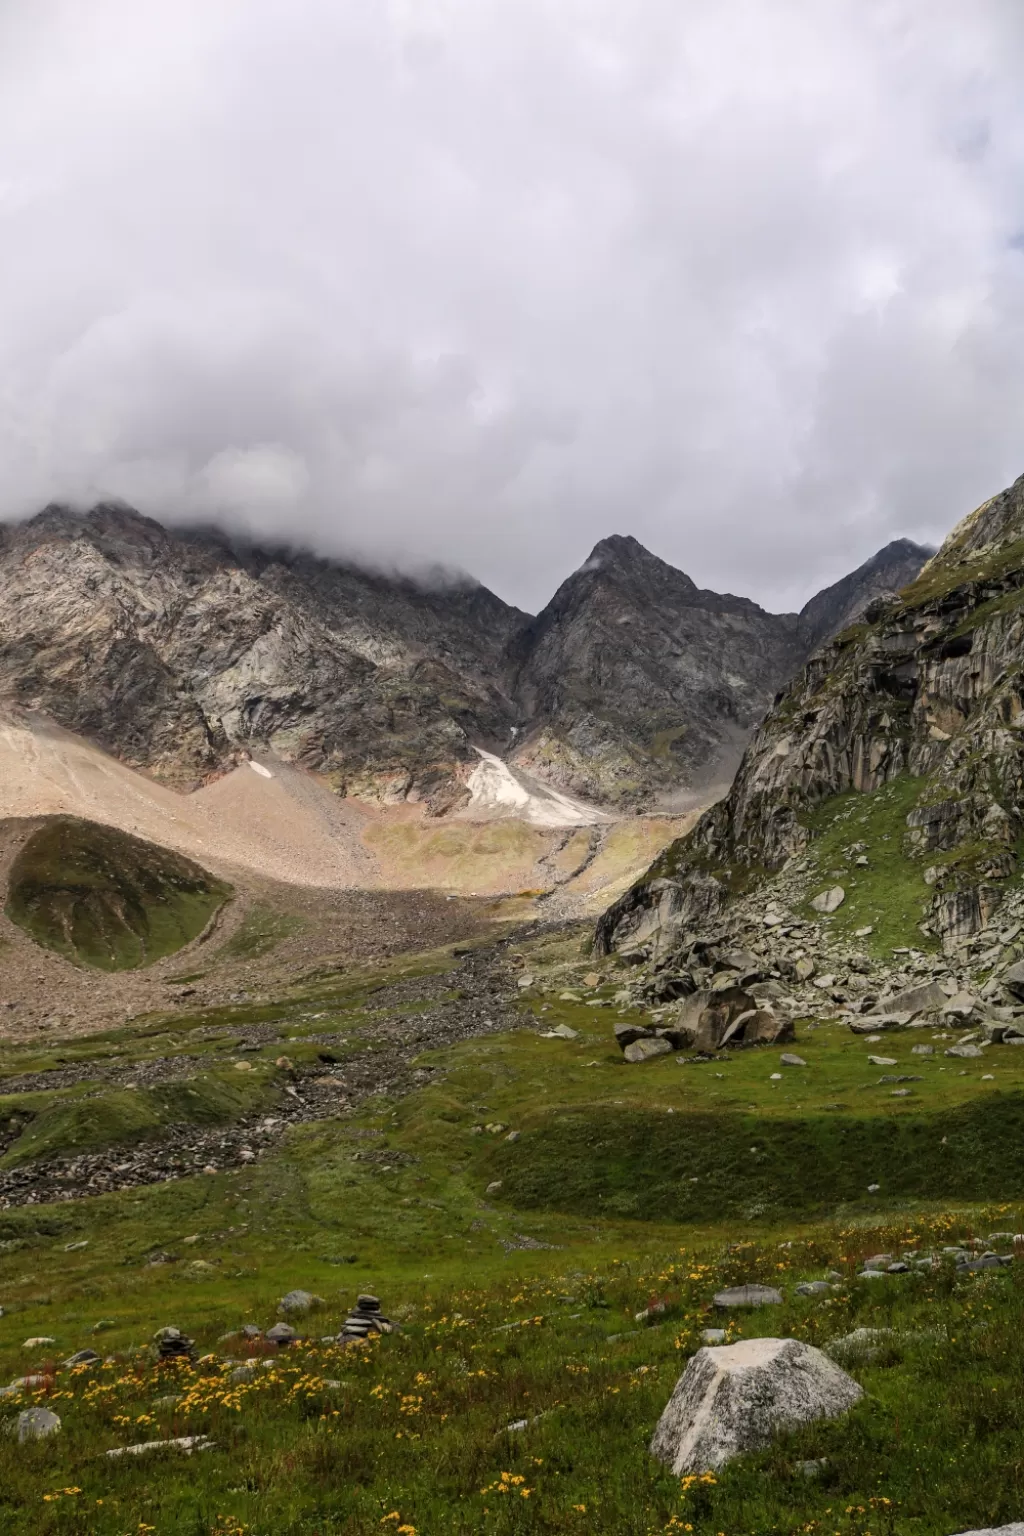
[465, 748, 610, 828]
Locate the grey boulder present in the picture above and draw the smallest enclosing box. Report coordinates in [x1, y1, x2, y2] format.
[870, 981, 947, 1019]
[623, 1036, 674, 1064]
[713, 1284, 783, 1308]
[12, 1407, 61, 1442]
[650, 1337, 862, 1473]
[950, 1527, 1024, 1535]
[278, 1290, 324, 1315]
[811, 887, 845, 914]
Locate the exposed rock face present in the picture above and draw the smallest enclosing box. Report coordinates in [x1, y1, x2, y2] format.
[597, 471, 1024, 950]
[0, 504, 526, 806]
[509, 534, 929, 807]
[0, 504, 928, 811]
[649, 1337, 863, 1473]
[796, 538, 933, 652]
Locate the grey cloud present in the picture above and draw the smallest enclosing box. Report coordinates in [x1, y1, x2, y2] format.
[2, 0, 1024, 610]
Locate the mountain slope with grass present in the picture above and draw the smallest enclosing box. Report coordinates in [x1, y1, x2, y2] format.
[598, 469, 1024, 960]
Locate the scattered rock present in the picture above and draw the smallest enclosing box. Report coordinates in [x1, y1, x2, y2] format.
[868, 1055, 897, 1066]
[541, 1024, 579, 1040]
[264, 1323, 297, 1347]
[794, 1281, 832, 1297]
[11, 1407, 60, 1442]
[649, 1337, 862, 1473]
[811, 887, 845, 914]
[780, 1053, 806, 1067]
[870, 981, 947, 1019]
[277, 1290, 324, 1316]
[22, 1336, 56, 1349]
[946, 1043, 984, 1059]
[63, 1349, 101, 1368]
[106, 1434, 214, 1458]
[623, 1036, 674, 1064]
[713, 1284, 783, 1309]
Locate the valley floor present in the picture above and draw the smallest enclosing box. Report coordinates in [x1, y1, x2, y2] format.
[0, 922, 1022, 1534]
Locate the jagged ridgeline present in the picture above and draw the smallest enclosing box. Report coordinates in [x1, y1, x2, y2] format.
[598, 471, 1024, 957]
[5, 817, 231, 969]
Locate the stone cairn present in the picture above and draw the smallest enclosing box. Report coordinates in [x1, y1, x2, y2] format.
[338, 1294, 394, 1343]
[153, 1326, 196, 1363]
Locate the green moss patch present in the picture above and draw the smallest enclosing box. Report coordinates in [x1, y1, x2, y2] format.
[5, 817, 231, 969]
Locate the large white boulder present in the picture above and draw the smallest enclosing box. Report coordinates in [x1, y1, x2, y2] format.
[650, 1337, 863, 1473]
[951, 1527, 1024, 1534]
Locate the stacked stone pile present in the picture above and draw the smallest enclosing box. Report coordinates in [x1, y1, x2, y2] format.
[152, 1327, 196, 1363]
[338, 1294, 395, 1343]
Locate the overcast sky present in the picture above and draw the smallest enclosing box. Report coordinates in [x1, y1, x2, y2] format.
[2, 1, 1024, 612]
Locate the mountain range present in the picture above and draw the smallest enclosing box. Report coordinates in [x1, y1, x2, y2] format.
[0, 503, 930, 811]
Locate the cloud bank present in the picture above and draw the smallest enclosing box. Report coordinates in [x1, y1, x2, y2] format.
[2, 0, 1024, 610]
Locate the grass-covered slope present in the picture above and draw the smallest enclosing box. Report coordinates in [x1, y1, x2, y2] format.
[5, 817, 231, 969]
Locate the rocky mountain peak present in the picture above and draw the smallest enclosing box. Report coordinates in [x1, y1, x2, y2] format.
[796, 536, 935, 652]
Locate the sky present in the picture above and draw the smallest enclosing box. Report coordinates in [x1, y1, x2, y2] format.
[3, 1, 1024, 614]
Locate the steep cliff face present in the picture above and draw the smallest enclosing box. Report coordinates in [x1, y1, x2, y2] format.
[0, 504, 525, 806]
[597, 474, 1024, 955]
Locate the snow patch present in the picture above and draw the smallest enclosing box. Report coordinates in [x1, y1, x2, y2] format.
[465, 748, 608, 828]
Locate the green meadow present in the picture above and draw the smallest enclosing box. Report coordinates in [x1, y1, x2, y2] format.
[0, 929, 1021, 1534]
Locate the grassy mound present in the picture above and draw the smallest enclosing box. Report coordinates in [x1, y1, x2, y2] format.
[5, 817, 231, 969]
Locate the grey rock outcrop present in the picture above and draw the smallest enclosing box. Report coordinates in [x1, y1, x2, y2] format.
[649, 1337, 863, 1473]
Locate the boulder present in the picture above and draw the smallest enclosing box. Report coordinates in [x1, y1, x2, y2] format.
[614, 1022, 654, 1051]
[713, 1284, 783, 1308]
[278, 1290, 324, 1316]
[946, 1043, 984, 1059]
[949, 1527, 1024, 1535]
[12, 1407, 60, 1442]
[264, 1323, 297, 1346]
[811, 887, 846, 914]
[780, 1053, 807, 1067]
[1002, 960, 1024, 1000]
[870, 981, 947, 1019]
[623, 1036, 674, 1064]
[649, 1337, 863, 1473]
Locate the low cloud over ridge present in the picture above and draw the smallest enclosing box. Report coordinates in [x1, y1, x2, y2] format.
[2, 0, 1024, 610]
